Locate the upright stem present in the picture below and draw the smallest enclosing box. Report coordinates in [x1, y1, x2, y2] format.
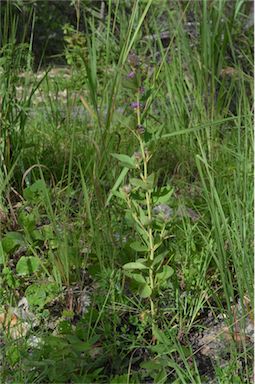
[136, 95, 156, 327]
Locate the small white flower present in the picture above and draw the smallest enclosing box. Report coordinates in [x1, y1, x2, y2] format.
[28, 335, 43, 348]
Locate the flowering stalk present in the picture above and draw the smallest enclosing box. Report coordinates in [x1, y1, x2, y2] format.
[111, 56, 174, 337]
[135, 99, 156, 322]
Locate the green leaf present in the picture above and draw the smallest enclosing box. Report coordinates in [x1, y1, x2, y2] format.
[105, 167, 129, 206]
[152, 252, 167, 267]
[6, 345, 21, 367]
[127, 273, 146, 284]
[141, 358, 168, 370]
[152, 186, 173, 205]
[2, 232, 24, 254]
[129, 241, 148, 252]
[130, 177, 148, 189]
[137, 205, 151, 226]
[139, 283, 152, 298]
[152, 325, 171, 345]
[2, 267, 20, 288]
[151, 344, 177, 354]
[123, 261, 148, 270]
[122, 77, 139, 90]
[154, 368, 167, 384]
[130, 173, 154, 190]
[16, 256, 40, 275]
[111, 190, 127, 200]
[140, 360, 162, 370]
[146, 172, 155, 190]
[156, 265, 174, 284]
[31, 229, 44, 241]
[111, 153, 137, 169]
[65, 335, 92, 352]
[110, 374, 129, 384]
[25, 282, 59, 309]
[136, 258, 148, 263]
[41, 224, 54, 240]
[23, 180, 46, 202]
[18, 210, 36, 233]
[0, 241, 5, 265]
[134, 222, 150, 242]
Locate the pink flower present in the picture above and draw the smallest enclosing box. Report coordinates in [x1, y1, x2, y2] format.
[131, 101, 142, 110]
[127, 71, 135, 78]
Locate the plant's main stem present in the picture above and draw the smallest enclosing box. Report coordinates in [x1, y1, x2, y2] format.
[136, 96, 156, 328]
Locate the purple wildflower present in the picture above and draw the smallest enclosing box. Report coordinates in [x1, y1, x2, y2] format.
[131, 101, 142, 110]
[127, 71, 135, 79]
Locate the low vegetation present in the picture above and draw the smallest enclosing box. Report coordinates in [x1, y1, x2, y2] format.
[0, 1, 253, 383]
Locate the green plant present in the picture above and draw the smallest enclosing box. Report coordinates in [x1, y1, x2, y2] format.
[111, 110, 174, 336]
[0, 1, 253, 383]
[0, 2, 46, 172]
[63, 23, 86, 68]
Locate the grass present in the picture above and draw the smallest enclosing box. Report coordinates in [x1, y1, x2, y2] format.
[0, 1, 253, 383]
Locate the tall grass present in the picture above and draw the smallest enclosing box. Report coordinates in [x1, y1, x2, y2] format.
[0, 1, 45, 182]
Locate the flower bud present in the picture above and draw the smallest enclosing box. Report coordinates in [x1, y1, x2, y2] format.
[122, 184, 132, 194]
[133, 151, 142, 161]
[136, 124, 145, 134]
[152, 204, 173, 222]
[127, 71, 136, 79]
[131, 101, 143, 110]
[128, 53, 140, 68]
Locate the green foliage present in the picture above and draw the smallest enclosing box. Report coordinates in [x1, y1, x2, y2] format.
[0, 1, 253, 383]
[2, 266, 20, 289]
[25, 282, 59, 310]
[16, 256, 40, 276]
[2, 232, 25, 254]
[111, 153, 138, 169]
[63, 23, 87, 67]
[110, 83, 176, 333]
[23, 332, 105, 383]
[23, 180, 47, 202]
